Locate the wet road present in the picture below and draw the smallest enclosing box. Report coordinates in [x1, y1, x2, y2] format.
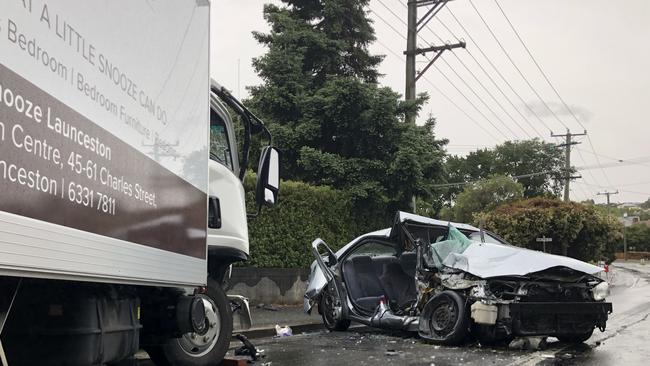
[135, 262, 650, 365]
[223, 262, 650, 366]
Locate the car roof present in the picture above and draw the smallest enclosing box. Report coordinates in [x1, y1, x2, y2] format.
[335, 213, 480, 257]
[396, 211, 480, 232]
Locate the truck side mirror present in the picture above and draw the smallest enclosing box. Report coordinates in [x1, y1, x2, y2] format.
[256, 146, 280, 207]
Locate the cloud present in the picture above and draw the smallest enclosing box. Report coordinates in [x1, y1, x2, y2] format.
[524, 101, 594, 125]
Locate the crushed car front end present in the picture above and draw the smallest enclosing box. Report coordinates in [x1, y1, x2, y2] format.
[411, 222, 613, 344]
[465, 270, 612, 343]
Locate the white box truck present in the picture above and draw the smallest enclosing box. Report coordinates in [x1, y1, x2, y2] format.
[0, 1, 279, 365]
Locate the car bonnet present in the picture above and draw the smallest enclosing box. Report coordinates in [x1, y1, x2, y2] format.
[442, 241, 603, 278]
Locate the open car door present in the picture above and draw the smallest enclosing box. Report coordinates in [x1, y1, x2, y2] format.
[310, 239, 350, 325]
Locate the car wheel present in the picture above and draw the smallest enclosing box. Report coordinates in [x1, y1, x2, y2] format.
[557, 328, 594, 344]
[320, 288, 351, 331]
[420, 291, 469, 346]
[147, 279, 232, 366]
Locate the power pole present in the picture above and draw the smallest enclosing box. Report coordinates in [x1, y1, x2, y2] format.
[552, 129, 586, 201]
[597, 190, 619, 216]
[405, 0, 465, 124]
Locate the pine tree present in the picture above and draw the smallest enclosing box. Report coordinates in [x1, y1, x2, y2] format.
[247, 0, 447, 211]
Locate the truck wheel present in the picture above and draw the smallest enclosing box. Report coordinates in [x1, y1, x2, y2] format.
[420, 291, 469, 346]
[148, 279, 232, 366]
[320, 288, 350, 331]
[557, 328, 594, 344]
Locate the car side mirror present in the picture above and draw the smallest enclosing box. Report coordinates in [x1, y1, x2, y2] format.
[256, 146, 280, 208]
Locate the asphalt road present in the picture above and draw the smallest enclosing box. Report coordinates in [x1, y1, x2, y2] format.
[135, 262, 650, 366]
[222, 262, 650, 366]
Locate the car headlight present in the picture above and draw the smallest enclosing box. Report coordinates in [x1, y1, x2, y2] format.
[591, 281, 609, 301]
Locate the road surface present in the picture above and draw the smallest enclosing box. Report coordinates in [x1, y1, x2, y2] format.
[223, 262, 650, 366]
[135, 262, 650, 365]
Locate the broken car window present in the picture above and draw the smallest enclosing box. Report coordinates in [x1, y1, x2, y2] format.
[426, 225, 473, 270]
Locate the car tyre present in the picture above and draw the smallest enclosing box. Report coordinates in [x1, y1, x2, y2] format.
[147, 279, 232, 366]
[320, 290, 351, 331]
[557, 328, 594, 344]
[420, 291, 469, 346]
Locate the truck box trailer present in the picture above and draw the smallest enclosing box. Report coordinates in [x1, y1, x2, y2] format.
[0, 1, 279, 365]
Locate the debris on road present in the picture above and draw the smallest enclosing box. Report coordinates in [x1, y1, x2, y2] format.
[234, 334, 265, 361]
[257, 303, 280, 311]
[508, 337, 548, 350]
[275, 325, 293, 337]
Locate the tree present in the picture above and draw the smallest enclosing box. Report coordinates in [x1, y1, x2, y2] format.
[640, 198, 650, 210]
[247, 0, 448, 211]
[440, 139, 565, 205]
[480, 198, 622, 262]
[625, 224, 650, 252]
[452, 175, 524, 222]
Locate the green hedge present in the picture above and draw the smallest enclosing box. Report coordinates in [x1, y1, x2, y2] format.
[480, 198, 622, 263]
[244, 173, 387, 268]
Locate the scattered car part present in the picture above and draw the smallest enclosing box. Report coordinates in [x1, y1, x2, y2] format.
[234, 334, 263, 361]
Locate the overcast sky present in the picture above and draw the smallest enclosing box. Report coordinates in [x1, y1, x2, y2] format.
[210, 0, 650, 205]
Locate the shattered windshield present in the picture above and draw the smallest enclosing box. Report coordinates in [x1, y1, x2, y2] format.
[426, 225, 473, 270]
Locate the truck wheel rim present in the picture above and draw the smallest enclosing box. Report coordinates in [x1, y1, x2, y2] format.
[177, 296, 221, 357]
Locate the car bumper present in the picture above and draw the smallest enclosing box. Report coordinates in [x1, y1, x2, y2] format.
[508, 302, 613, 336]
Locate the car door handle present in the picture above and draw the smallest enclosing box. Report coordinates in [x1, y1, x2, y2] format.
[209, 196, 222, 229]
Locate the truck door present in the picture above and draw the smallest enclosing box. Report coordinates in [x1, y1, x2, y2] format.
[207, 109, 249, 257]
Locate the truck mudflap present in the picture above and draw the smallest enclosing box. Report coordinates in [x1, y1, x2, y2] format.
[508, 302, 613, 336]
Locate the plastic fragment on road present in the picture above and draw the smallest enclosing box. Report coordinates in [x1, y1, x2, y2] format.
[275, 324, 293, 337]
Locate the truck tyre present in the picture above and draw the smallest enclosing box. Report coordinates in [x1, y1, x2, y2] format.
[148, 279, 232, 366]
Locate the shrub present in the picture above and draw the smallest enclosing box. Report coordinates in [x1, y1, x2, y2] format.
[244, 173, 387, 268]
[479, 198, 621, 263]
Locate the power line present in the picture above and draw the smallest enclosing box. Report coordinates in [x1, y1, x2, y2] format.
[432, 170, 554, 188]
[493, 0, 583, 130]
[587, 135, 614, 187]
[467, 0, 569, 131]
[370, 6, 511, 140]
[492, 0, 614, 188]
[448, 52, 533, 138]
[434, 61, 520, 138]
[431, 14, 544, 138]
[372, 38, 503, 143]
[576, 181, 650, 197]
[389, 1, 523, 138]
[575, 148, 607, 189]
[576, 156, 650, 171]
[432, 63, 512, 139]
[398, 1, 539, 139]
[445, 7, 554, 135]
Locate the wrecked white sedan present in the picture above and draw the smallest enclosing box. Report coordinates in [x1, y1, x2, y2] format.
[304, 211, 612, 346]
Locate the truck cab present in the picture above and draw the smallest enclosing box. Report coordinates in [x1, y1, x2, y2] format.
[135, 83, 279, 366]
